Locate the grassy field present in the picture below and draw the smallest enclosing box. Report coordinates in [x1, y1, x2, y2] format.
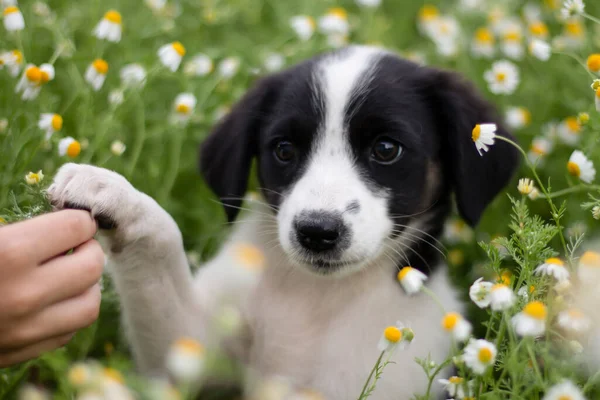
[2, 0, 600, 398]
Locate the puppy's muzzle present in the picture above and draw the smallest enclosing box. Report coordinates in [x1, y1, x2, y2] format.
[294, 211, 347, 253]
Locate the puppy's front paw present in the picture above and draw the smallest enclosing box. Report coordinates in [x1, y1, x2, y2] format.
[48, 163, 137, 231]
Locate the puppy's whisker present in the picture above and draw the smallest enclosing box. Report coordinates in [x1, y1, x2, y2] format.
[217, 196, 280, 212]
[392, 223, 446, 251]
[390, 229, 446, 259]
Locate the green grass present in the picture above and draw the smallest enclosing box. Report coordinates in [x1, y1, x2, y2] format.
[2, 0, 600, 398]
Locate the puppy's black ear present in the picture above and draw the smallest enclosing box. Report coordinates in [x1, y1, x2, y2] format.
[199, 75, 281, 222]
[423, 69, 519, 226]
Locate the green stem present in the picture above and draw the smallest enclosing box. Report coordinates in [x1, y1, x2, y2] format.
[553, 51, 597, 80]
[526, 342, 543, 384]
[424, 359, 452, 400]
[159, 126, 185, 204]
[582, 12, 600, 25]
[48, 44, 65, 64]
[544, 184, 600, 199]
[421, 286, 447, 314]
[125, 93, 147, 179]
[358, 351, 384, 400]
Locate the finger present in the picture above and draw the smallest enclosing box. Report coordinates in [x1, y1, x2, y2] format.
[35, 239, 105, 307]
[0, 284, 100, 350]
[0, 332, 74, 368]
[0, 210, 97, 265]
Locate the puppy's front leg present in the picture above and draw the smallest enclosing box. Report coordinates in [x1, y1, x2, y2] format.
[48, 163, 204, 377]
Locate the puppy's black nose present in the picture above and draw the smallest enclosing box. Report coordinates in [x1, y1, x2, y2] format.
[295, 212, 343, 252]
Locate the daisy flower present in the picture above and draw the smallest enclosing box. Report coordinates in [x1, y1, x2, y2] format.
[25, 170, 44, 185]
[562, 20, 585, 48]
[172, 92, 196, 125]
[558, 117, 581, 145]
[377, 325, 402, 352]
[463, 339, 497, 375]
[557, 308, 591, 334]
[588, 54, 600, 73]
[489, 284, 516, 311]
[184, 54, 213, 77]
[38, 113, 62, 140]
[578, 250, 600, 282]
[528, 136, 554, 164]
[39, 63, 55, 84]
[438, 376, 474, 398]
[355, 0, 381, 8]
[85, 59, 109, 91]
[18, 385, 49, 400]
[145, 0, 166, 12]
[469, 277, 493, 308]
[264, 52, 285, 72]
[289, 15, 316, 41]
[443, 218, 473, 244]
[326, 33, 349, 49]
[417, 4, 440, 34]
[535, 257, 570, 282]
[3, 6, 24, 32]
[501, 25, 524, 60]
[471, 123, 497, 156]
[93, 10, 122, 42]
[108, 89, 124, 106]
[592, 206, 600, 220]
[58, 137, 81, 158]
[68, 362, 101, 388]
[1, 49, 23, 76]
[166, 337, 205, 383]
[471, 27, 495, 59]
[218, 57, 240, 79]
[568, 150, 596, 183]
[441, 312, 472, 342]
[529, 187, 540, 200]
[512, 301, 547, 336]
[110, 140, 126, 156]
[542, 380, 586, 400]
[528, 21, 549, 39]
[529, 39, 551, 61]
[318, 8, 349, 36]
[517, 178, 535, 195]
[158, 41, 186, 72]
[518, 285, 536, 300]
[484, 60, 519, 95]
[428, 17, 460, 58]
[505, 107, 531, 129]
[397, 266, 427, 295]
[561, 0, 585, 19]
[15, 64, 44, 100]
[120, 63, 146, 88]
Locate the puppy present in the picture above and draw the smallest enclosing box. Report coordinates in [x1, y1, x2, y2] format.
[48, 46, 518, 399]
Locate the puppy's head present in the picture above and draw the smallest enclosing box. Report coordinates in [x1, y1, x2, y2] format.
[200, 46, 518, 276]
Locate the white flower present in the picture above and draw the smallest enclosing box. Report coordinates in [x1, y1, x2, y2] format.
[15, 64, 43, 101]
[68, 362, 102, 388]
[184, 54, 213, 77]
[18, 384, 49, 400]
[264, 53, 285, 72]
[469, 278, 493, 308]
[471, 123, 497, 156]
[484, 60, 520, 95]
[426, 16, 460, 58]
[528, 136, 554, 164]
[505, 107, 531, 129]
[377, 325, 402, 352]
[356, 0, 381, 7]
[595, 88, 600, 112]
[290, 15, 315, 41]
[93, 10, 122, 42]
[40, 63, 55, 82]
[489, 284, 516, 311]
[158, 41, 186, 72]
[517, 178, 535, 195]
[558, 117, 581, 145]
[1, 49, 23, 76]
[438, 376, 474, 398]
[108, 89, 124, 106]
[218, 57, 240, 78]
[471, 27, 495, 59]
[463, 339, 497, 375]
[577, 251, 600, 283]
[417, 4, 440, 35]
[166, 338, 205, 383]
[38, 113, 62, 140]
[568, 150, 596, 183]
[535, 257, 570, 282]
[3, 6, 24, 32]
[441, 312, 472, 342]
[85, 59, 109, 91]
[58, 137, 81, 158]
[528, 20, 549, 39]
[318, 8, 349, 36]
[145, 0, 166, 12]
[25, 170, 44, 185]
[543, 380, 586, 400]
[120, 63, 146, 88]
[561, 0, 585, 19]
[171, 92, 196, 125]
[443, 218, 473, 244]
[459, 0, 483, 10]
[500, 23, 524, 60]
[592, 206, 600, 220]
[512, 301, 547, 337]
[397, 266, 427, 295]
[529, 39, 551, 61]
[110, 140, 126, 156]
[523, 4, 543, 23]
[557, 308, 591, 334]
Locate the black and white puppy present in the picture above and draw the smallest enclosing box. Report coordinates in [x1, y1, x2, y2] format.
[49, 45, 518, 399]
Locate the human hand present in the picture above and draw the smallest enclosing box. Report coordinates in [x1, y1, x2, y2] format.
[0, 210, 104, 367]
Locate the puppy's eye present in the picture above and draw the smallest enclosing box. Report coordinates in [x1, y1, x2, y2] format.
[371, 137, 403, 165]
[274, 141, 296, 163]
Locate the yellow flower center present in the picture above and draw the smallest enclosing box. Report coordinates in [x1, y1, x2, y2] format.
[478, 347, 493, 363]
[565, 117, 581, 133]
[442, 312, 460, 331]
[545, 257, 564, 266]
[175, 103, 191, 114]
[565, 21, 583, 36]
[491, 283, 507, 292]
[531, 144, 546, 156]
[448, 376, 463, 384]
[172, 41, 186, 56]
[104, 10, 122, 24]
[12, 50, 23, 64]
[558, 396, 573, 400]
[475, 28, 493, 43]
[544, 0, 559, 9]
[51, 114, 63, 131]
[93, 59, 109, 74]
[383, 326, 402, 343]
[521, 108, 532, 124]
[586, 54, 600, 72]
[103, 368, 124, 383]
[40, 70, 51, 84]
[3, 6, 19, 15]
[235, 244, 265, 271]
[68, 366, 88, 385]
[397, 266, 413, 281]
[523, 301, 547, 320]
[496, 72, 506, 82]
[419, 5, 439, 21]
[174, 337, 204, 355]
[498, 271, 512, 285]
[26, 172, 41, 184]
[472, 124, 481, 141]
[567, 161, 581, 178]
[529, 285, 535, 294]
[328, 7, 347, 20]
[580, 251, 600, 267]
[593, 80, 600, 91]
[25, 66, 42, 83]
[503, 31, 521, 42]
[67, 140, 81, 158]
[529, 22, 549, 37]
